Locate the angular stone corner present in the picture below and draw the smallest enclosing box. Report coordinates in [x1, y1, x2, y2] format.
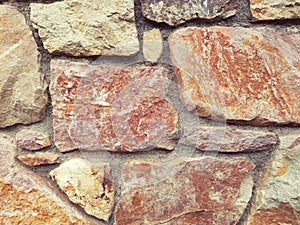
[184, 126, 278, 152]
[116, 157, 255, 224]
[250, 0, 300, 21]
[169, 26, 300, 126]
[139, 0, 237, 26]
[15, 129, 51, 150]
[30, 0, 139, 56]
[50, 59, 179, 152]
[50, 158, 114, 222]
[0, 135, 98, 225]
[247, 134, 300, 225]
[143, 28, 163, 62]
[0, 5, 48, 128]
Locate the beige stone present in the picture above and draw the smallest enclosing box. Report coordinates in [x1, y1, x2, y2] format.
[50, 158, 115, 221]
[30, 0, 139, 56]
[0, 5, 47, 128]
[15, 129, 51, 150]
[143, 29, 163, 62]
[17, 152, 60, 166]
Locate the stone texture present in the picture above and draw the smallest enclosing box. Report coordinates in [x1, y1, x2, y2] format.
[0, 5, 47, 128]
[50, 59, 178, 152]
[139, 0, 237, 26]
[169, 26, 300, 126]
[30, 0, 139, 56]
[247, 134, 300, 225]
[15, 129, 51, 150]
[250, 0, 300, 21]
[116, 157, 255, 225]
[17, 152, 60, 166]
[143, 28, 163, 62]
[50, 158, 114, 222]
[184, 126, 278, 152]
[0, 135, 98, 225]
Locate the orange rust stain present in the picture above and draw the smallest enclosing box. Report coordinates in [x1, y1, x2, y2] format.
[276, 159, 289, 177]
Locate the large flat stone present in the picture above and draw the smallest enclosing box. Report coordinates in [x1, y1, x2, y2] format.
[50, 59, 178, 152]
[30, 0, 139, 56]
[116, 157, 255, 224]
[250, 0, 300, 21]
[0, 5, 47, 127]
[169, 26, 300, 126]
[139, 0, 237, 26]
[247, 134, 300, 225]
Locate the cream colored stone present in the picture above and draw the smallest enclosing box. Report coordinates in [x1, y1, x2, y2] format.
[30, 0, 139, 56]
[50, 158, 114, 221]
[143, 29, 163, 62]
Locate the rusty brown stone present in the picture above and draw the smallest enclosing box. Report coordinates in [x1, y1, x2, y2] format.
[169, 26, 300, 126]
[17, 152, 60, 166]
[15, 129, 51, 150]
[116, 157, 255, 225]
[50, 59, 179, 152]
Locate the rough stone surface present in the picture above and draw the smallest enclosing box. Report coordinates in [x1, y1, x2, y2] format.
[50, 59, 179, 152]
[0, 135, 98, 225]
[30, 0, 139, 56]
[139, 0, 237, 26]
[250, 0, 300, 21]
[169, 26, 300, 126]
[50, 158, 114, 221]
[15, 129, 51, 150]
[247, 134, 300, 225]
[184, 126, 278, 152]
[0, 5, 47, 128]
[116, 157, 255, 225]
[17, 152, 60, 166]
[143, 28, 163, 62]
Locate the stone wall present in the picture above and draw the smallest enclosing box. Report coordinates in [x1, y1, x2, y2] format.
[0, 0, 299, 224]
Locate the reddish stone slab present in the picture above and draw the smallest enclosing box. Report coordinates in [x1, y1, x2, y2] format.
[169, 26, 300, 126]
[50, 60, 178, 152]
[116, 157, 255, 225]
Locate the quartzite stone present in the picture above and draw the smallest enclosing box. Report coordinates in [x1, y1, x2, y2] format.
[185, 126, 278, 152]
[15, 129, 51, 150]
[139, 0, 237, 26]
[0, 5, 47, 128]
[50, 59, 178, 152]
[169, 26, 300, 126]
[50, 158, 114, 222]
[250, 0, 300, 21]
[247, 134, 300, 225]
[116, 157, 255, 225]
[30, 0, 139, 56]
[0, 135, 98, 225]
[17, 152, 60, 166]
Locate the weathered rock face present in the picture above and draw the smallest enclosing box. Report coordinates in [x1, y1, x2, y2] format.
[50, 59, 179, 152]
[17, 152, 60, 166]
[139, 0, 237, 26]
[116, 157, 255, 225]
[0, 5, 47, 128]
[15, 129, 51, 150]
[250, 0, 300, 21]
[247, 134, 300, 225]
[184, 126, 278, 152]
[169, 26, 300, 126]
[30, 0, 139, 56]
[0, 135, 97, 225]
[143, 28, 163, 62]
[50, 158, 114, 222]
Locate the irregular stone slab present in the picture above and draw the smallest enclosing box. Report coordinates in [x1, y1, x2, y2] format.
[30, 0, 139, 56]
[0, 135, 98, 225]
[139, 0, 237, 26]
[0, 5, 47, 128]
[184, 126, 278, 152]
[17, 152, 60, 166]
[169, 26, 300, 126]
[50, 59, 178, 152]
[116, 157, 255, 224]
[50, 158, 114, 221]
[247, 134, 300, 225]
[15, 129, 51, 150]
[250, 0, 300, 21]
[143, 28, 163, 62]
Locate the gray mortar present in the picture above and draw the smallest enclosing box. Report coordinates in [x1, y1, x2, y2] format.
[0, 0, 299, 224]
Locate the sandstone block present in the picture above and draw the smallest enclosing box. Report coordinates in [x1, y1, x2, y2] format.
[143, 28, 163, 62]
[15, 129, 51, 150]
